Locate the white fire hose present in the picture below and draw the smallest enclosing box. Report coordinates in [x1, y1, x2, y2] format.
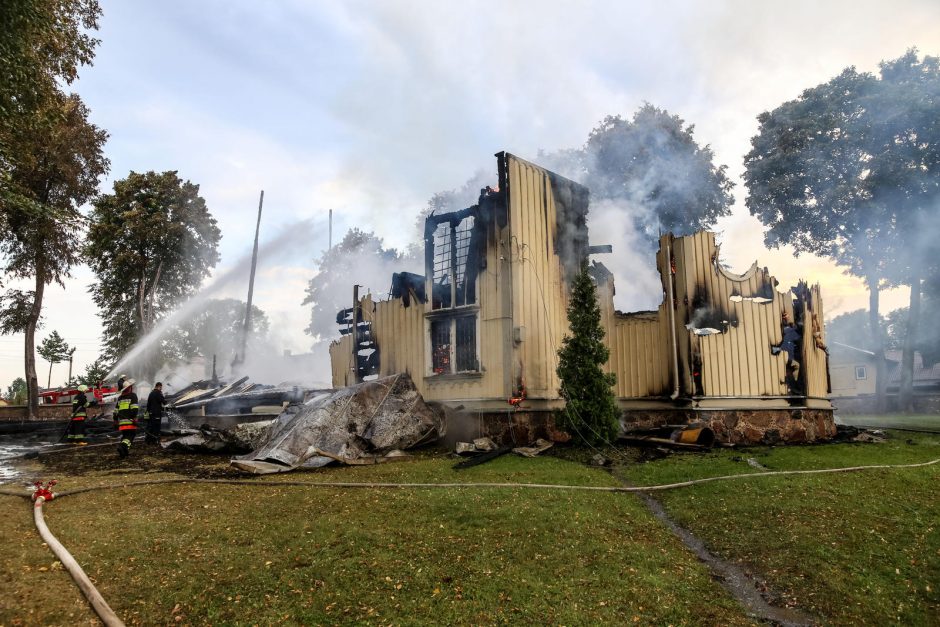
[31, 491, 124, 627]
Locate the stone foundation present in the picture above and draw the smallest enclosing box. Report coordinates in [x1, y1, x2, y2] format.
[443, 406, 836, 447]
[439, 408, 564, 447]
[620, 407, 836, 445]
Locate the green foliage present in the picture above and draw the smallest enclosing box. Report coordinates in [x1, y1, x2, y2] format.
[77, 356, 110, 386]
[85, 171, 222, 362]
[37, 331, 70, 364]
[164, 298, 269, 373]
[303, 228, 404, 342]
[556, 266, 619, 445]
[745, 48, 940, 409]
[883, 294, 940, 366]
[0, 289, 36, 334]
[1, 93, 108, 285]
[37, 329, 70, 388]
[0, 0, 101, 150]
[744, 48, 940, 290]
[583, 104, 735, 243]
[5, 377, 27, 404]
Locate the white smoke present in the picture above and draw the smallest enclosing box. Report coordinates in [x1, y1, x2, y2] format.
[108, 219, 321, 380]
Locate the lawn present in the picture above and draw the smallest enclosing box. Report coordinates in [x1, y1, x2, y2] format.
[837, 413, 940, 432]
[1, 432, 937, 625]
[1, 452, 748, 626]
[617, 431, 940, 626]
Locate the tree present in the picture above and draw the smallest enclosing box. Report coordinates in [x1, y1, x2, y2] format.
[583, 104, 735, 247]
[77, 356, 110, 387]
[0, 1, 105, 418]
[37, 330, 71, 388]
[303, 229, 406, 344]
[883, 295, 940, 368]
[164, 298, 269, 375]
[0, 92, 108, 417]
[0, 0, 101, 164]
[556, 266, 619, 445]
[744, 49, 940, 412]
[6, 377, 27, 404]
[86, 171, 222, 371]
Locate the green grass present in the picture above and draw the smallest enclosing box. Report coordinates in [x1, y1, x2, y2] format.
[2, 453, 749, 626]
[2, 434, 938, 625]
[837, 413, 940, 432]
[617, 431, 940, 626]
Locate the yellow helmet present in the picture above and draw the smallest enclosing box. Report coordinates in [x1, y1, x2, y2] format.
[77, 384, 89, 392]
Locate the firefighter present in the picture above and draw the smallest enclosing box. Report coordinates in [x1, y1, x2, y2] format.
[67, 384, 90, 445]
[145, 382, 166, 444]
[117, 374, 127, 392]
[115, 378, 139, 458]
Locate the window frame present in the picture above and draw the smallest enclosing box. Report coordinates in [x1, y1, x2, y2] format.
[854, 365, 868, 380]
[424, 208, 482, 378]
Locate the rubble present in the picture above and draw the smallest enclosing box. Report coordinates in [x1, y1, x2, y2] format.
[512, 438, 554, 458]
[162, 420, 274, 453]
[454, 437, 497, 455]
[231, 373, 443, 474]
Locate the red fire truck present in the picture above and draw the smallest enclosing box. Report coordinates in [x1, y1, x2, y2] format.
[39, 383, 118, 406]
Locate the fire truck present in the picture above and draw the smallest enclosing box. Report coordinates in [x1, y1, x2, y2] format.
[39, 383, 118, 406]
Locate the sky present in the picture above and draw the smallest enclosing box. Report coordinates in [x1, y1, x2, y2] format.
[2, 0, 939, 389]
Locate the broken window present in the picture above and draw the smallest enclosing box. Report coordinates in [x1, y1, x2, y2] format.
[431, 319, 451, 374]
[454, 217, 475, 306]
[430, 315, 478, 375]
[432, 223, 452, 309]
[426, 209, 481, 375]
[455, 316, 478, 371]
[431, 216, 477, 309]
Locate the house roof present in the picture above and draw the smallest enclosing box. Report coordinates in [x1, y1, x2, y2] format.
[886, 351, 940, 385]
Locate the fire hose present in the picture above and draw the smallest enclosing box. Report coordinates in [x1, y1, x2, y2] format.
[1, 456, 938, 625]
[29, 481, 124, 627]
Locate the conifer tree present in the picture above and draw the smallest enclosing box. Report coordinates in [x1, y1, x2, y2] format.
[556, 266, 619, 445]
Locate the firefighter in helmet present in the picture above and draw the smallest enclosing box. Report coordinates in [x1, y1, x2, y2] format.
[68, 384, 90, 445]
[115, 378, 139, 458]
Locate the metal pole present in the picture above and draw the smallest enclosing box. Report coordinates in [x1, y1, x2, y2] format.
[329, 209, 333, 251]
[239, 190, 264, 365]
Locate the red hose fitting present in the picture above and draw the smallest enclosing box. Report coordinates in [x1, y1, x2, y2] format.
[32, 480, 57, 502]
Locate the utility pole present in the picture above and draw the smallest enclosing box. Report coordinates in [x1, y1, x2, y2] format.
[67, 348, 75, 384]
[329, 209, 333, 251]
[238, 190, 264, 366]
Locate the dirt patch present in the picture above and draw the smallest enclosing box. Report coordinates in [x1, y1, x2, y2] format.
[31, 443, 244, 480]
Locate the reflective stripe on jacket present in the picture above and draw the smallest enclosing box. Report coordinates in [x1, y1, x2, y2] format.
[72, 392, 88, 419]
[116, 393, 139, 429]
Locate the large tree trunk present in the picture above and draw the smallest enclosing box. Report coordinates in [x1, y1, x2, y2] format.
[868, 278, 887, 413]
[25, 273, 45, 418]
[139, 261, 163, 382]
[899, 270, 922, 413]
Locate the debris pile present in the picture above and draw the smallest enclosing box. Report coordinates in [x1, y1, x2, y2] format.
[231, 373, 443, 474]
[168, 377, 310, 421]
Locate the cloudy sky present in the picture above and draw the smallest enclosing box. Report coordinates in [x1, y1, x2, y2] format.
[2, 0, 939, 388]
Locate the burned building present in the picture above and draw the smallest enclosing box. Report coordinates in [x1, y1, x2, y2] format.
[330, 152, 835, 444]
